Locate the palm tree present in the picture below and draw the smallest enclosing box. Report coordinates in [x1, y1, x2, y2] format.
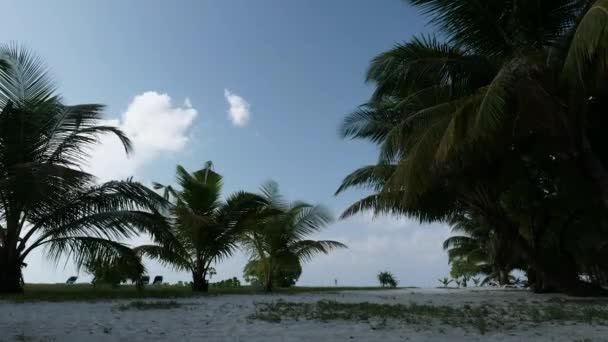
[337, 0, 608, 295]
[438, 277, 452, 287]
[241, 181, 347, 292]
[137, 163, 265, 292]
[0, 44, 171, 293]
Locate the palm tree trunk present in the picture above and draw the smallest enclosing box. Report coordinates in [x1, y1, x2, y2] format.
[0, 252, 23, 293]
[192, 272, 209, 292]
[264, 277, 273, 293]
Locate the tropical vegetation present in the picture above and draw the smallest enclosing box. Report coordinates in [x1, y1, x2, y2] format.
[337, 0, 608, 296]
[0, 44, 345, 295]
[136, 163, 267, 292]
[0, 44, 171, 294]
[241, 181, 347, 292]
[378, 271, 398, 288]
[86, 253, 145, 289]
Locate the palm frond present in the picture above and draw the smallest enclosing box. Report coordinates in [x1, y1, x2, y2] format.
[0, 43, 56, 107]
[562, 0, 608, 89]
[335, 163, 395, 195]
[134, 244, 192, 271]
[292, 240, 347, 262]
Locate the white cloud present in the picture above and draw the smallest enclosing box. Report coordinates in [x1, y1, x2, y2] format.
[223, 89, 251, 127]
[86, 91, 198, 181]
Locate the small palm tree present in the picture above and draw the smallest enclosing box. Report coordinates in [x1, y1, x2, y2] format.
[241, 181, 346, 292]
[137, 163, 264, 292]
[378, 271, 398, 288]
[438, 277, 452, 287]
[472, 277, 481, 287]
[0, 45, 170, 293]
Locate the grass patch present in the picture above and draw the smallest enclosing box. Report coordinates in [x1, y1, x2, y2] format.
[0, 284, 395, 302]
[116, 300, 183, 311]
[249, 300, 608, 334]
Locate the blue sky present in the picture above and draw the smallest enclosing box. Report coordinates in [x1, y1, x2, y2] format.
[4, 0, 451, 286]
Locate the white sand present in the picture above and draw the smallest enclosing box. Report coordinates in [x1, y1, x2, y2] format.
[1, 288, 607, 341]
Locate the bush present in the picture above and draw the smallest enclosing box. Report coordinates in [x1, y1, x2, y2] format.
[86, 255, 144, 289]
[211, 277, 241, 288]
[377, 271, 398, 288]
[243, 258, 302, 288]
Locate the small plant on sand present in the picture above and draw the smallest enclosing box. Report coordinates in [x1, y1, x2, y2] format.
[117, 300, 182, 311]
[377, 271, 398, 288]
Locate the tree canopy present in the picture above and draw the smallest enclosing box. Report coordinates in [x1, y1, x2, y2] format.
[338, 0, 608, 296]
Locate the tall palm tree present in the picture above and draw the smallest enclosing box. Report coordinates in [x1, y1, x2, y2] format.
[0, 44, 171, 293]
[137, 163, 265, 292]
[242, 182, 346, 292]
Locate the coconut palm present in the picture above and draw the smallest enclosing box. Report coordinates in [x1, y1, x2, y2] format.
[241, 181, 346, 292]
[136, 163, 265, 292]
[337, 0, 608, 295]
[0, 44, 171, 293]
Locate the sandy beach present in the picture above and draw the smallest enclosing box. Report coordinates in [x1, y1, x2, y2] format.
[2, 288, 607, 341]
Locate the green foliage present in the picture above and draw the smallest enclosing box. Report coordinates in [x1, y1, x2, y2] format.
[0, 44, 170, 293]
[377, 271, 398, 288]
[138, 163, 267, 292]
[338, 0, 608, 296]
[438, 277, 452, 287]
[241, 181, 346, 291]
[86, 252, 145, 289]
[0, 283, 392, 302]
[243, 257, 302, 288]
[117, 300, 182, 311]
[250, 299, 608, 334]
[211, 277, 241, 288]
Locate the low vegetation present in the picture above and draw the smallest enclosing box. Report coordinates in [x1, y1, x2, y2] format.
[250, 300, 608, 334]
[0, 284, 393, 302]
[117, 300, 182, 311]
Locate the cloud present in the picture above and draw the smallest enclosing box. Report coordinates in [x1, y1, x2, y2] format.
[223, 89, 251, 127]
[86, 91, 198, 181]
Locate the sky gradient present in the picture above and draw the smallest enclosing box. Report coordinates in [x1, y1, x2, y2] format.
[3, 0, 452, 287]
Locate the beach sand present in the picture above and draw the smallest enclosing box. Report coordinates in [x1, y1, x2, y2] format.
[1, 288, 606, 341]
